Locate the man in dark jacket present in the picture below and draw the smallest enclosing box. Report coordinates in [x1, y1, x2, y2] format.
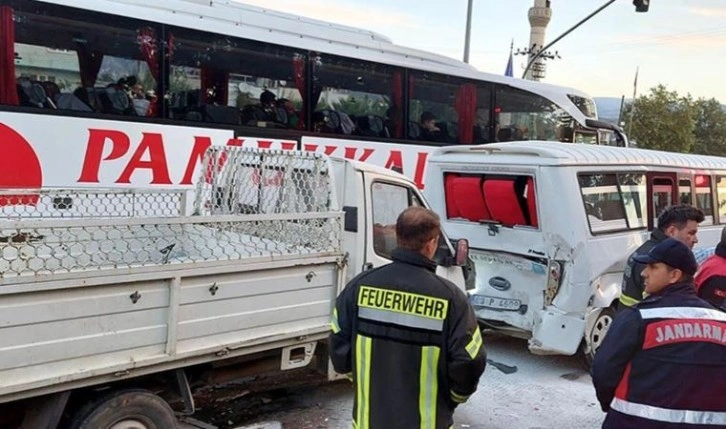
[329, 206, 486, 429]
[593, 238, 726, 429]
[695, 226, 726, 311]
[619, 204, 704, 310]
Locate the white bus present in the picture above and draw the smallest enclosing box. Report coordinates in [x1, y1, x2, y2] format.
[0, 0, 626, 195]
[424, 142, 724, 362]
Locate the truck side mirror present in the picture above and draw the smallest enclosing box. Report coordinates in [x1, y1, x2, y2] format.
[455, 239, 469, 266]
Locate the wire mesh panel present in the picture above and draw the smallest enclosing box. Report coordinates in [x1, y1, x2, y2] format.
[0, 149, 342, 279]
[194, 146, 334, 216]
[0, 189, 184, 219]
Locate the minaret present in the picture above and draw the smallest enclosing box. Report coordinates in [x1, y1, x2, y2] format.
[526, 0, 552, 81]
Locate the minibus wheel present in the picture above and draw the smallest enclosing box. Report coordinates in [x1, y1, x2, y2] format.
[583, 306, 615, 366]
[68, 389, 177, 429]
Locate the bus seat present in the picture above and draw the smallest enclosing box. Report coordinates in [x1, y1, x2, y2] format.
[408, 121, 421, 140]
[448, 176, 491, 222]
[17, 78, 47, 108]
[39, 81, 61, 108]
[526, 177, 538, 227]
[483, 179, 526, 226]
[203, 104, 240, 125]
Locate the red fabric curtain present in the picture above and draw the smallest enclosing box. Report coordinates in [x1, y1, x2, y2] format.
[0, 6, 19, 105]
[200, 67, 228, 105]
[138, 27, 159, 116]
[76, 47, 104, 88]
[391, 70, 403, 138]
[455, 83, 477, 144]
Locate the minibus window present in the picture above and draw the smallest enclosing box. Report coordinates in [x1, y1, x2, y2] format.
[679, 179, 692, 205]
[619, 173, 647, 229]
[444, 174, 538, 228]
[652, 178, 674, 225]
[717, 177, 726, 223]
[695, 175, 713, 225]
[579, 174, 627, 232]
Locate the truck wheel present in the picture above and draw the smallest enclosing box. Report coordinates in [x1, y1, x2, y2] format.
[583, 307, 615, 366]
[68, 389, 177, 429]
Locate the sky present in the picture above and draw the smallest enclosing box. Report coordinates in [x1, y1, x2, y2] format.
[233, 0, 726, 103]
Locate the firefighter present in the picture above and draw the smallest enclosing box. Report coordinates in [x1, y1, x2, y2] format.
[593, 238, 726, 429]
[329, 206, 486, 429]
[619, 204, 704, 311]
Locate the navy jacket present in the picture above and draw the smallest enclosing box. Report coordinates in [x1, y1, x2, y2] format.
[592, 282, 726, 429]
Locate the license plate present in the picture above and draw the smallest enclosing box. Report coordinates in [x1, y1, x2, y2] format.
[471, 295, 521, 311]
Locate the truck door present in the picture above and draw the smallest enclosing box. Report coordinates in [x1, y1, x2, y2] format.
[362, 174, 464, 287]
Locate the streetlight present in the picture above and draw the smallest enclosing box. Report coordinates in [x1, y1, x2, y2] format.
[522, 0, 650, 78]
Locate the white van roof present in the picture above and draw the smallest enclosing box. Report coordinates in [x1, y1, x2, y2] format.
[430, 142, 726, 171]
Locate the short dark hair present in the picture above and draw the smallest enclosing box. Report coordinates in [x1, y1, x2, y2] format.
[657, 204, 705, 231]
[420, 111, 436, 123]
[396, 207, 441, 251]
[260, 90, 276, 105]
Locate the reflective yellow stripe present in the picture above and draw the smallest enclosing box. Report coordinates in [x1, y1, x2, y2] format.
[331, 308, 341, 334]
[358, 286, 448, 320]
[450, 390, 470, 404]
[619, 293, 640, 308]
[465, 328, 483, 359]
[419, 346, 440, 429]
[355, 335, 372, 429]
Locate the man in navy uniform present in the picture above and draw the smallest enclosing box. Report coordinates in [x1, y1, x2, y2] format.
[593, 238, 726, 428]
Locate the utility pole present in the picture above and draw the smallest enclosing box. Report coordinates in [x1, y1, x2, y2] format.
[463, 0, 473, 63]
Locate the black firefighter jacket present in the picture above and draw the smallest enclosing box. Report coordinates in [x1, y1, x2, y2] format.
[593, 282, 726, 429]
[619, 228, 668, 310]
[329, 248, 486, 429]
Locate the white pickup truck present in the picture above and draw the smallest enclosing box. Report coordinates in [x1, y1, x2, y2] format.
[0, 147, 468, 428]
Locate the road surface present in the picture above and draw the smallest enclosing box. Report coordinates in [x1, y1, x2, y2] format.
[192, 333, 606, 429]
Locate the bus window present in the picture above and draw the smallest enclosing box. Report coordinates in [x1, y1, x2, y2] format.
[567, 94, 597, 119]
[695, 175, 714, 225]
[679, 179, 692, 205]
[652, 178, 674, 225]
[166, 26, 305, 128]
[717, 177, 726, 223]
[494, 85, 568, 143]
[313, 55, 403, 139]
[409, 72, 475, 144]
[8, 1, 159, 117]
[473, 83, 494, 144]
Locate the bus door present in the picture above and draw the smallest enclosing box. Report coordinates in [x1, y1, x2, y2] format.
[646, 173, 678, 230]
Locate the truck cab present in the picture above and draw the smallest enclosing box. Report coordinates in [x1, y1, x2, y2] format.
[331, 158, 469, 289]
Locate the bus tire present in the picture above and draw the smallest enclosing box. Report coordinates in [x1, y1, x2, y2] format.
[68, 389, 177, 429]
[582, 306, 616, 366]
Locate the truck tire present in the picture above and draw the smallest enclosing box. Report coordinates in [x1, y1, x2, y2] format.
[68, 389, 177, 429]
[583, 306, 616, 366]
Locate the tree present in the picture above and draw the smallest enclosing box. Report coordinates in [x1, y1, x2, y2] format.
[692, 98, 726, 157]
[622, 85, 696, 153]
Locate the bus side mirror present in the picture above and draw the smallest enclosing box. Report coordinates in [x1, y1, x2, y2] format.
[455, 239, 469, 266]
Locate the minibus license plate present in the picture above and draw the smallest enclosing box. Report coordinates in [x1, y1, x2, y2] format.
[472, 295, 521, 311]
